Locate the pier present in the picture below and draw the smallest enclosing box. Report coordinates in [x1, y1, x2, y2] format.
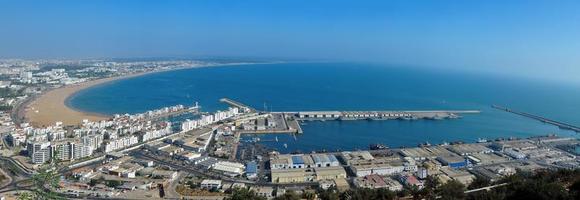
[276, 110, 480, 121]
[220, 98, 255, 112]
[492, 105, 580, 133]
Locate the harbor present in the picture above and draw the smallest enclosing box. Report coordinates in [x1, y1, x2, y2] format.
[281, 110, 480, 121]
[227, 98, 481, 136]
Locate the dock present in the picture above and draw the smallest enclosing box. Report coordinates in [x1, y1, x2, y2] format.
[492, 105, 580, 133]
[274, 110, 480, 121]
[220, 98, 255, 112]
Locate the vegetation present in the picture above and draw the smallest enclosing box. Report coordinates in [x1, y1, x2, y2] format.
[16, 192, 34, 200]
[18, 150, 66, 200]
[274, 191, 311, 200]
[224, 187, 266, 200]
[176, 185, 224, 197]
[316, 169, 580, 200]
[105, 180, 123, 188]
[0, 105, 13, 111]
[0, 87, 24, 98]
[467, 169, 580, 200]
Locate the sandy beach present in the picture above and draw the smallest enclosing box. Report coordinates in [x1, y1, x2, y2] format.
[21, 63, 262, 127]
[24, 72, 150, 127]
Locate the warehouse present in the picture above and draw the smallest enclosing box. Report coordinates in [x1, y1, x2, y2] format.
[437, 155, 468, 169]
[448, 143, 494, 156]
[291, 155, 305, 168]
[271, 168, 314, 183]
[315, 166, 347, 180]
[213, 161, 245, 175]
[351, 163, 405, 177]
[270, 166, 347, 183]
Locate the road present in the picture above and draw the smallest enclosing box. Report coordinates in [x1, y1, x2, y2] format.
[465, 183, 509, 193]
[0, 157, 34, 194]
[130, 150, 318, 188]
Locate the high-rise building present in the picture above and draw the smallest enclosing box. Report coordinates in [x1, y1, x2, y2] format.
[27, 141, 51, 164]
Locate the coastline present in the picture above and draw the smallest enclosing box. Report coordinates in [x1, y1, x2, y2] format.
[23, 73, 143, 127]
[21, 62, 273, 127]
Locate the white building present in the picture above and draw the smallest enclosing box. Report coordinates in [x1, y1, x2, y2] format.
[27, 141, 51, 164]
[201, 179, 222, 190]
[352, 164, 405, 177]
[212, 161, 245, 175]
[82, 134, 104, 151]
[105, 136, 138, 152]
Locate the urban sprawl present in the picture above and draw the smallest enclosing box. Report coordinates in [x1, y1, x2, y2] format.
[0, 59, 579, 199]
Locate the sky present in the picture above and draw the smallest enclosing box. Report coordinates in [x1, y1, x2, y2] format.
[1, 0, 579, 83]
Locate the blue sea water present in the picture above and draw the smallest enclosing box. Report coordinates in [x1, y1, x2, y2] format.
[67, 63, 580, 153]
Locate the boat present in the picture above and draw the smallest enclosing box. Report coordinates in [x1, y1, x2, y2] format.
[369, 143, 389, 150]
[418, 141, 431, 147]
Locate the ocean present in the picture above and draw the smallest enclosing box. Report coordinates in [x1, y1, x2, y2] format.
[67, 63, 580, 153]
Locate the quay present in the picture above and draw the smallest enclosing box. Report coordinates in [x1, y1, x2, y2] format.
[492, 105, 580, 133]
[220, 98, 254, 112]
[274, 110, 480, 121]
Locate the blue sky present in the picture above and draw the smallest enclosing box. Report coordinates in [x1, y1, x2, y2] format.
[1, 1, 579, 83]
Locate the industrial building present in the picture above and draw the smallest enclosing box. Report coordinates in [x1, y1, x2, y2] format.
[212, 161, 245, 175]
[341, 151, 408, 177]
[246, 161, 258, 179]
[270, 153, 341, 170]
[270, 166, 347, 183]
[436, 155, 468, 169]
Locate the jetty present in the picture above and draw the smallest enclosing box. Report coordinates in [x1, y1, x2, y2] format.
[220, 98, 255, 112]
[274, 110, 480, 121]
[492, 105, 580, 133]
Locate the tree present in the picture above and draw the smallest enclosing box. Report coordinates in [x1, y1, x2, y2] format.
[340, 187, 396, 200]
[421, 175, 441, 200]
[28, 149, 65, 200]
[17, 192, 34, 200]
[504, 177, 569, 200]
[374, 188, 397, 200]
[273, 190, 301, 200]
[88, 179, 99, 186]
[438, 180, 466, 200]
[569, 178, 580, 199]
[318, 189, 340, 200]
[105, 180, 123, 188]
[302, 191, 316, 200]
[407, 185, 422, 200]
[467, 187, 506, 200]
[468, 175, 490, 190]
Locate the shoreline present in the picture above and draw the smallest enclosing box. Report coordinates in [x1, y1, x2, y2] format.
[23, 73, 144, 127]
[21, 62, 273, 127]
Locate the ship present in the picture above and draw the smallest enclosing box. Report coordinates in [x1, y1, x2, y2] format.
[418, 141, 431, 147]
[369, 143, 389, 150]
